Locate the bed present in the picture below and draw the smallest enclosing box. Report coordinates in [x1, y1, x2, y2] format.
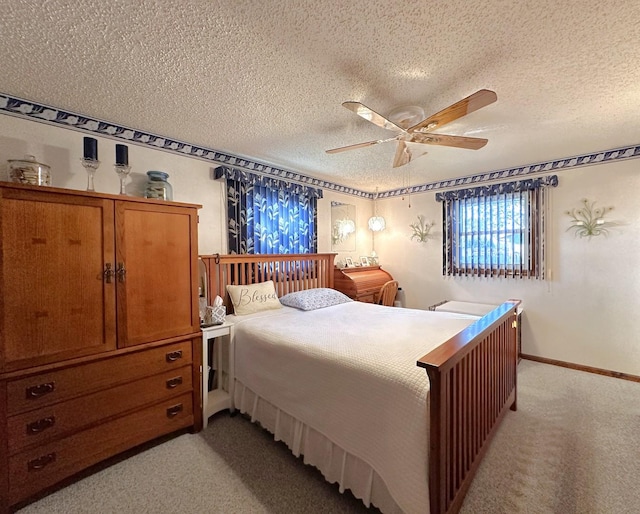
[200, 253, 520, 514]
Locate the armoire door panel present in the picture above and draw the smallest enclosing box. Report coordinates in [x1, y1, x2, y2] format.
[115, 202, 196, 346]
[0, 190, 116, 371]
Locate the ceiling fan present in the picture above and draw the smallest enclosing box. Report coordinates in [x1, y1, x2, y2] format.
[326, 89, 497, 168]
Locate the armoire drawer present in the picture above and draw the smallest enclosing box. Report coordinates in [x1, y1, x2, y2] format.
[7, 340, 193, 415]
[7, 366, 193, 455]
[8, 392, 194, 505]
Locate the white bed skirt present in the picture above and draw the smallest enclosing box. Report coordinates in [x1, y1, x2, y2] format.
[234, 380, 404, 514]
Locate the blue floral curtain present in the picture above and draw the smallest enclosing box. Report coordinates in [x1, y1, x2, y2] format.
[214, 166, 322, 254]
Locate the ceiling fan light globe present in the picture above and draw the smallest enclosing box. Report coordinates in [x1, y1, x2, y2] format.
[387, 105, 425, 129]
[368, 216, 386, 232]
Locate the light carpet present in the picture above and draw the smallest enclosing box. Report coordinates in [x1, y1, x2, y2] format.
[17, 360, 640, 513]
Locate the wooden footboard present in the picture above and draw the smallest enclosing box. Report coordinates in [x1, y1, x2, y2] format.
[418, 300, 520, 514]
[199, 253, 336, 311]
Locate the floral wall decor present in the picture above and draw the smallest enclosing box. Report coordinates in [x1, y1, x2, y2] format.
[565, 198, 615, 238]
[410, 215, 435, 243]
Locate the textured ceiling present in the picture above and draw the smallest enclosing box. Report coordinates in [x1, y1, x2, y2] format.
[1, 0, 640, 192]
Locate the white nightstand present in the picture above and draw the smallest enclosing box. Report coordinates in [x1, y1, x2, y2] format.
[201, 322, 235, 425]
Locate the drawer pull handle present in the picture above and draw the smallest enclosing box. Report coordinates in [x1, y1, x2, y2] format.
[166, 403, 184, 418]
[27, 416, 56, 434]
[166, 350, 183, 362]
[26, 382, 55, 399]
[28, 452, 56, 472]
[166, 376, 183, 389]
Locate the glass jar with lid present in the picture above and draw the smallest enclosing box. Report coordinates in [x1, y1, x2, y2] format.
[8, 155, 51, 186]
[144, 171, 173, 201]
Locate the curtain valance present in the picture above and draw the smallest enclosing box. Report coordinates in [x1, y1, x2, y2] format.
[435, 175, 558, 202]
[214, 166, 323, 199]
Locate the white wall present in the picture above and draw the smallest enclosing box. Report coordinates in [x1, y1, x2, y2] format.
[3, 114, 638, 376]
[376, 159, 640, 376]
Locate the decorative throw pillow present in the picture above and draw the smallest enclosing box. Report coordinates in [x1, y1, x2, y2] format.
[279, 288, 352, 311]
[226, 281, 282, 316]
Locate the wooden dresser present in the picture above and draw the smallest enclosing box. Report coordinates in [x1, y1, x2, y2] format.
[0, 183, 202, 512]
[333, 265, 394, 303]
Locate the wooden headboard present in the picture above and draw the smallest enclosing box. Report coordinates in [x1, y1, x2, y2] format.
[199, 253, 336, 311]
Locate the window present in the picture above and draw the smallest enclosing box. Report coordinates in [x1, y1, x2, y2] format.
[436, 176, 557, 278]
[215, 166, 321, 254]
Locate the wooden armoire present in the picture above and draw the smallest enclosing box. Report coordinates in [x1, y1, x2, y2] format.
[0, 183, 203, 512]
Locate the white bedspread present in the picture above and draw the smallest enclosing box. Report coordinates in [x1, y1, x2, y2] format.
[230, 302, 479, 514]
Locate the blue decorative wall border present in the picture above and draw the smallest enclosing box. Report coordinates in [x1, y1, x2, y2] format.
[377, 145, 640, 199]
[2, 92, 639, 200]
[0, 93, 371, 198]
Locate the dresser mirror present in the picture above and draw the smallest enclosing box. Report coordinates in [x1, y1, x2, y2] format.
[331, 202, 356, 251]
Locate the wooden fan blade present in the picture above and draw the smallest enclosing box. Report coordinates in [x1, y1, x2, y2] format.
[342, 102, 405, 133]
[410, 133, 488, 150]
[326, 137, 398, 154]
[408, 89, 497, 133]
[392, 140, 412, 168]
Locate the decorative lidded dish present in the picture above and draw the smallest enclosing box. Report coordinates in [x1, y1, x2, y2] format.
[8, 155, 51, 186]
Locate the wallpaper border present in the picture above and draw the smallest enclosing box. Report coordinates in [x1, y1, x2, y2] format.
[2, 93, 639, 200]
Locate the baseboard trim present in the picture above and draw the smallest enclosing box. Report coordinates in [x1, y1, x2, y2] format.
[521, 354, 640, 383]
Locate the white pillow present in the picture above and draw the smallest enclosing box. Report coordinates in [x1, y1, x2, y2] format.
[279, 288, 352, 311]
[226, 281, 282, 316]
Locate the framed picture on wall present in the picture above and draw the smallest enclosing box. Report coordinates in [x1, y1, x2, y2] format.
[344, 257, 355, 268]
[360, 256, 369, 267]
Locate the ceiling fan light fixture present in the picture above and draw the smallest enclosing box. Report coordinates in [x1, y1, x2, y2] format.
[387, 105, 425, 129]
